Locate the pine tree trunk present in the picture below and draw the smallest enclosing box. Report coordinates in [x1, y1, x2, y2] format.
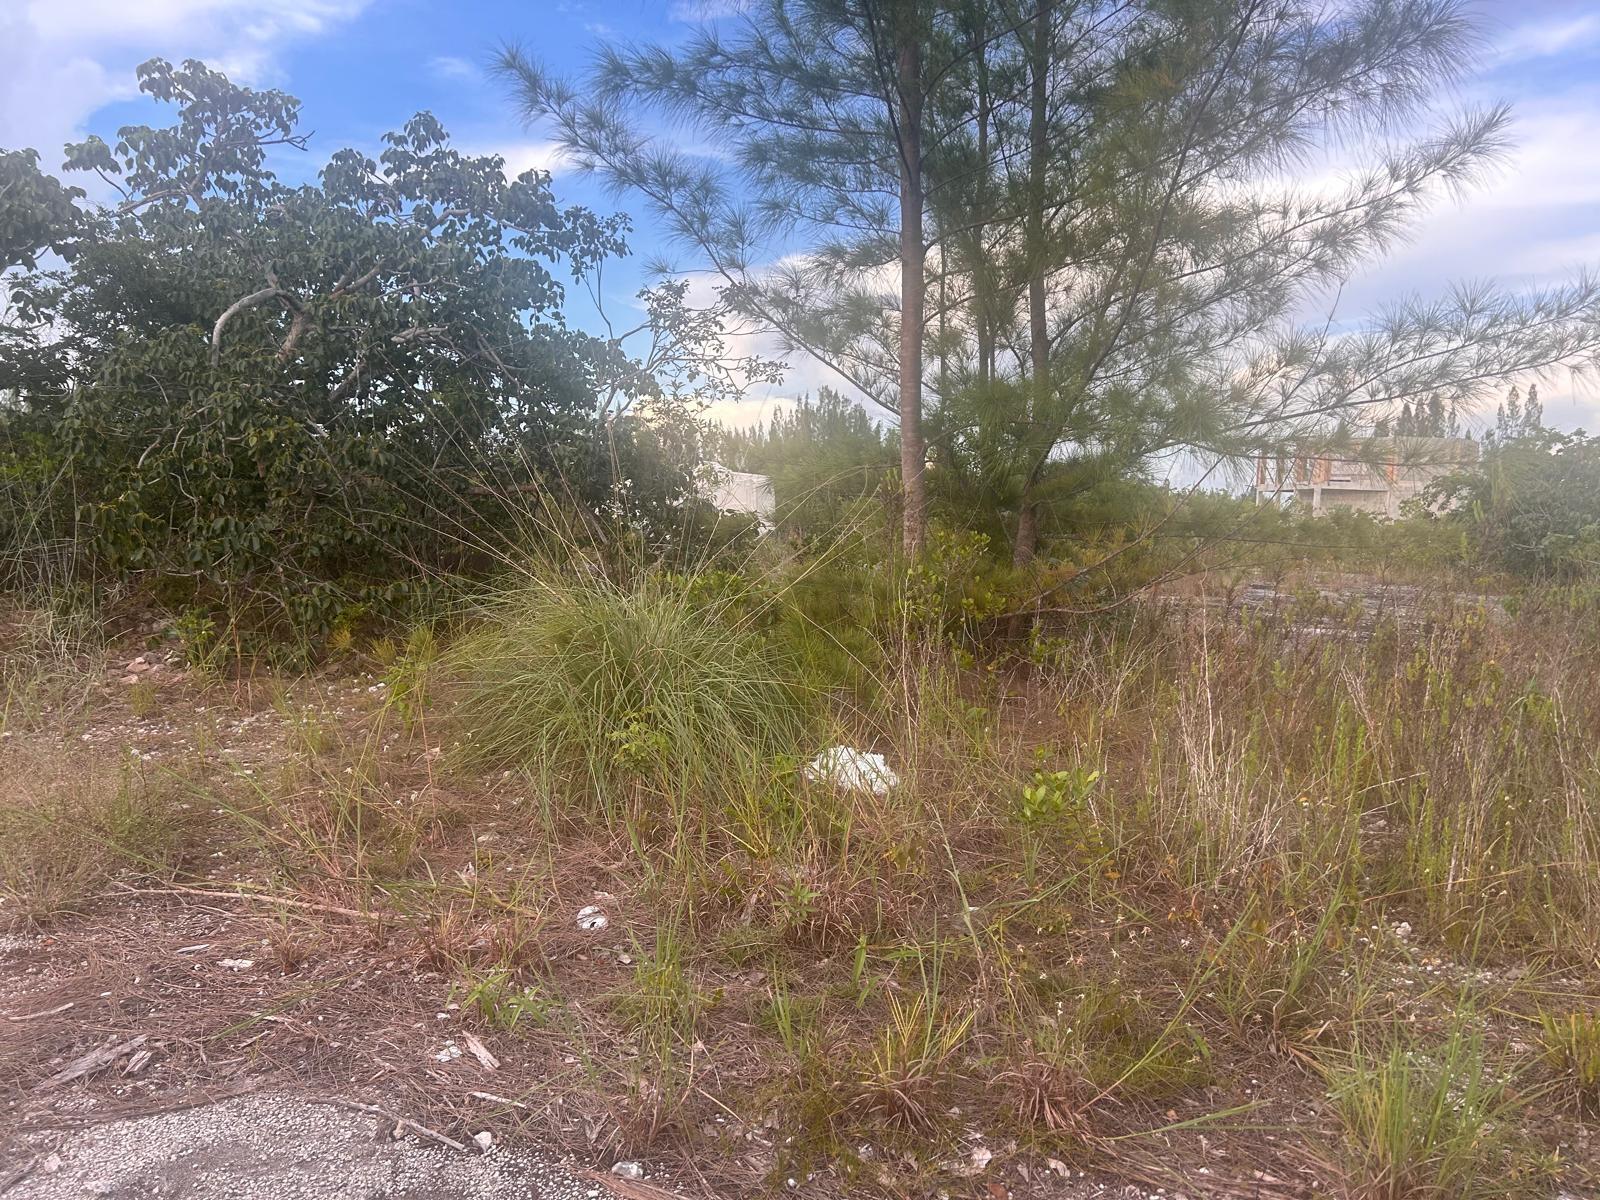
[1014, 0, 1052, 571]
[897, 28, 928, 559]
[973, 9, 994, 389]
[1014, 500, 1039, 566]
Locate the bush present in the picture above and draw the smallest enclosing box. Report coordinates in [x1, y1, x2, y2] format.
[1422, 429, 1600, 578]
[449, 563, 817, 803]
[0, 61, 707, 638]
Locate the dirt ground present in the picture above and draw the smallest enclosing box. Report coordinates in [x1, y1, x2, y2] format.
[0, 635, 1178, 1200]
[0, 648, 683, 1199]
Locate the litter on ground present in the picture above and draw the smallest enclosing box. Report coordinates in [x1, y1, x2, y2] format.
[803, 746, 900, 796]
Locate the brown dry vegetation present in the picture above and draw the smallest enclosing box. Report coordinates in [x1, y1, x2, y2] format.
[4, 573, 1600, 1199]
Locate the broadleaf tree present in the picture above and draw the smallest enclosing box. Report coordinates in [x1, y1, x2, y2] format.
[0, 59, 757, 631]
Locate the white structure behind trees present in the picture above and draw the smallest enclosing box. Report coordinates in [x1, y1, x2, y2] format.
[1256, 437, 1479, 519]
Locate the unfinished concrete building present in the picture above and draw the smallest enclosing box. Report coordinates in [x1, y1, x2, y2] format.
[1255, 436, 1479, 518]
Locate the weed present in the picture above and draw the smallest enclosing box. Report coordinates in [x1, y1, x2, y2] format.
[271, 690, 336, 757]
[378, 626, 438, 732]
[1325, 1028, 1539, 1200]
[220, 757, 435, 895]
[175, 609, 228, 678]
[1207, 898, 1348, 1037]
[126, 678, 159, 719]
[617, 926, 707, 1045]
[848, 992, 974, 1134]
[0, 601, 104, 724]
[456, 966, 554, 1031]
[763, 980, 828, 1057]
[1076, 987, 1214, 1101]
[0, 753, 195, 927]
[266, 917, 314, 973]
[1536, 1009, 1600, 1111]
[998, 1054, 1091, 1137]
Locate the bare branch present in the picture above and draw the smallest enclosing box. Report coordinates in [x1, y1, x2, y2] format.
[211, 285, 285, 365]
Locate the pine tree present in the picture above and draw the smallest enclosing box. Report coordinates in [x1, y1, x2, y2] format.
[1425, 393, 1446, 436]
[1523, 383, 1543, 434]
[497, 2, 962, 555]
[499, 1, 1600, 561]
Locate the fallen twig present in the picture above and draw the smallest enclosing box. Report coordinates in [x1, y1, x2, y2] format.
[6, 1001, 76, 1022]
[467, 1090, 528, 1109]
[44, 1035, 150, 1088]
[309, 1097, 469, 1153]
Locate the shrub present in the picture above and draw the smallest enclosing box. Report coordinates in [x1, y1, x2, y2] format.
[0, 61, 718, 637]
[1423, 429, 1600, 578]
[449, 564, 816, 804]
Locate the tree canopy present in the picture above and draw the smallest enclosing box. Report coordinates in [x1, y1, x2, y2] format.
[499, 0, 1600, 565]
[0, 59, 733, 632]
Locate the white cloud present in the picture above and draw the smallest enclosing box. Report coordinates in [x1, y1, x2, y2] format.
[478, 140, 572, 179]
[1486, 13, 1600, 67]
[1330, 82, 1600, 299]
[0, 0, 371, 164]
[700, 392, 797, 430]
[20, 0, 367, 44]
[427, 55, 477, 82]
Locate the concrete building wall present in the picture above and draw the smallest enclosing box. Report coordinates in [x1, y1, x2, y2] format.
[1257, 436, 1477, 520]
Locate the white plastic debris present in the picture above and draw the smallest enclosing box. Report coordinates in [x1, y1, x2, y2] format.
[696, 462, 776, 521]
[611, 1161, 646, 1180]
[804, 746, 900, 796]
[575, 905, 609, 932]
[472, 1131, 494, 1153]
[217, 958, 255, 971]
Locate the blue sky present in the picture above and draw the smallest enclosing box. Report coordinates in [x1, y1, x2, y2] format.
[5, 0, 1600, 438]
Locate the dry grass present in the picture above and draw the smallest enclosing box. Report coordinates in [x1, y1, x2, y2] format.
[0, 746, 199, 928]
[7, 574, 1600, 1197]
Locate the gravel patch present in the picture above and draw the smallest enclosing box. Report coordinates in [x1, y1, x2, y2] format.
[5, 1093, 627, 1200]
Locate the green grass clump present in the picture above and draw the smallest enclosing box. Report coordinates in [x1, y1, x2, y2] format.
[1326, 1029, 1538, 1200]
[448, 566, 816, 803]
[1537, 1009, 1600, 1110]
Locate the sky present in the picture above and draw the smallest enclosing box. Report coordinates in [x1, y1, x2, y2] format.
[4, 0, 1600, 442]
